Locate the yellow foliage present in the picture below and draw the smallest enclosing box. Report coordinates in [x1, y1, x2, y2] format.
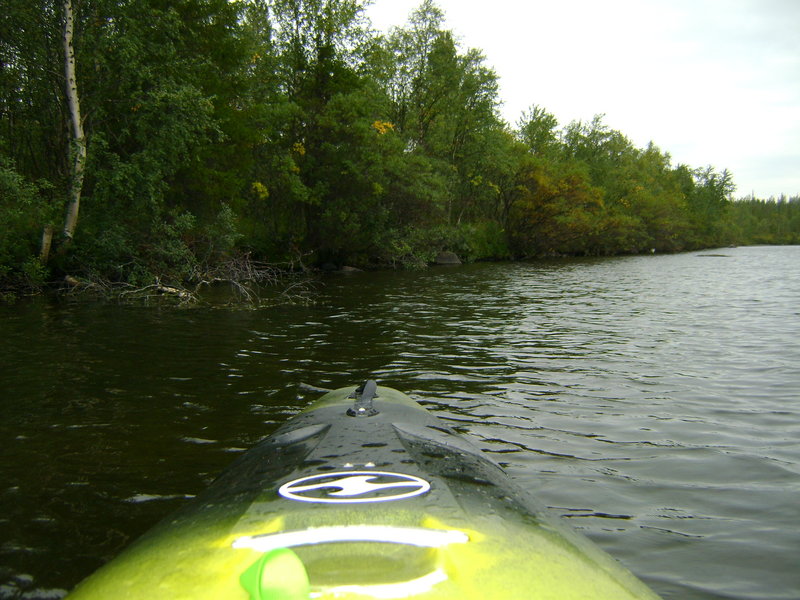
[371, 120, 395, 135]
[251, 181, 269, 200]
[292, 142, 306, 155]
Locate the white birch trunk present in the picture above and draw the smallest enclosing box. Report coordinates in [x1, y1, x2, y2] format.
[62, 0, 86, 242]
[40, 224, 54, 262]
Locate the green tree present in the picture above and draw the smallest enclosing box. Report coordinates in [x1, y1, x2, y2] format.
[64, 0, 250, 283]
[0, 0, 66, 184]
[517, 105, 559, 158]
[373, 2, 503, 230]
[684, 166, 735, 246]
[2, 0, 761, 292]
[0, 156, 56, 289]
[1, 0, 67, 280]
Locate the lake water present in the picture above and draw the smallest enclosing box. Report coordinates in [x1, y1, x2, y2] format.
[1, 245, 798, 599]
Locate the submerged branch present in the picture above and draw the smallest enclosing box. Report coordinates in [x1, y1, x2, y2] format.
[190, 252, 317, 306]
[59, 253, 318, 307]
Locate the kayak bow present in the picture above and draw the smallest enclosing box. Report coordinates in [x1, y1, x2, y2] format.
[67, 382, 661, 599]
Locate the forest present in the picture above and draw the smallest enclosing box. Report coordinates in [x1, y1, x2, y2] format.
[2, 0, 799, 296]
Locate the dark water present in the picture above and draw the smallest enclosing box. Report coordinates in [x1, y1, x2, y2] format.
[1, 246, 799, 599]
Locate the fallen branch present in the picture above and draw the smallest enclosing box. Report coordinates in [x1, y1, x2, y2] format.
[57, 253, 317, 306]
[117, 278, 197, 305]
[190, 253, 317, 306]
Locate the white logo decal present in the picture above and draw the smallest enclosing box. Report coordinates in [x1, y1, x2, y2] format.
[278, 471, 430, 504]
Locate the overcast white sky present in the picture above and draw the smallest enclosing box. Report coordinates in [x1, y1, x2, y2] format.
[366, 0, 800, 199]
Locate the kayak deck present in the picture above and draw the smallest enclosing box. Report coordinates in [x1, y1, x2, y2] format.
[67, 384, 661, 599]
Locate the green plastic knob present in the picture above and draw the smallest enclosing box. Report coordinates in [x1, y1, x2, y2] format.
[240, 549, 310, 600]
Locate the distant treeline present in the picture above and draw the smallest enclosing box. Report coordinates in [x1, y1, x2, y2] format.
[2, 0, 798, 293]
[727, 197, 800, 245]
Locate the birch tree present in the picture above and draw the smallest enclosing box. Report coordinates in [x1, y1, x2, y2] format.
[60, 0, 86, 247]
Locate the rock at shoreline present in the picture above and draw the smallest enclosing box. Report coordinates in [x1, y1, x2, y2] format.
[320, 263, 363, 273]
[434, 251, 461, 265]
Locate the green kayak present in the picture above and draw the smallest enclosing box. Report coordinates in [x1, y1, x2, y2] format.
[66, 382, 662, 599]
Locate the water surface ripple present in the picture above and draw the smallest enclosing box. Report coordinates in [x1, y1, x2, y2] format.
[1, 246, 798, 599]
